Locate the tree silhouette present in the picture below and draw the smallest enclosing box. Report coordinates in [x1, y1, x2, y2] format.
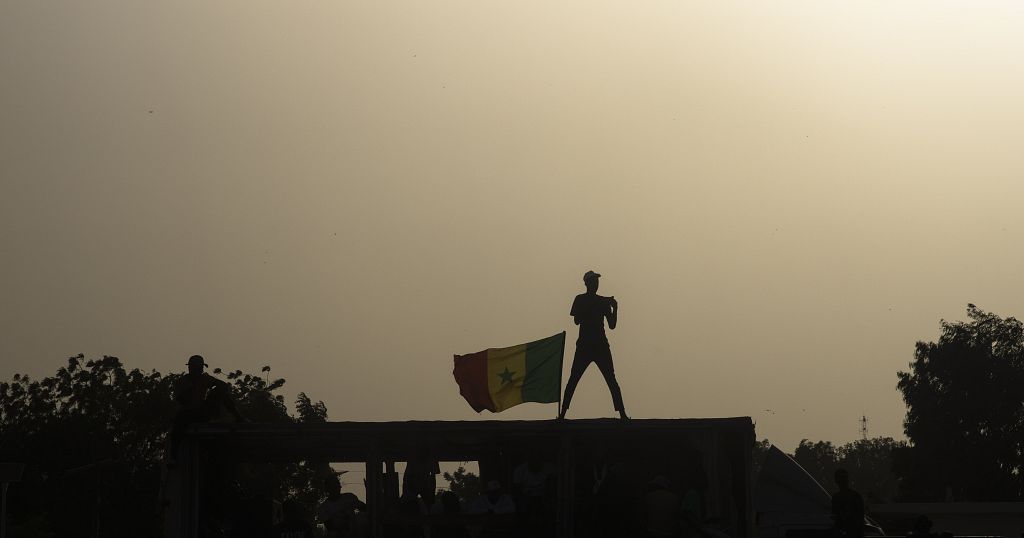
[792, 439, 839, 490]
[839, 437, 904, 503]
[441, 465, 481, 504]
[896, 304, 1024, 501]
[790, 438, 904, 503]
[0, 355, 332, 537]
[752, 438, 772, 480]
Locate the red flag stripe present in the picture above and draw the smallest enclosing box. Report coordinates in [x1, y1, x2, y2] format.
[453, 350, 496, 412]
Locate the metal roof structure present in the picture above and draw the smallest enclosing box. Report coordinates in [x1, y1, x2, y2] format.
[185, 416, 754, 461]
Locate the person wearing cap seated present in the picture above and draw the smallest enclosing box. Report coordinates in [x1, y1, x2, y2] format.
[467, 480, 516, 515]
[465, 481, 515, 538]
[173, 354, 243, 424]
[559, 270, 628, 420]
[168, 355, 242, 461]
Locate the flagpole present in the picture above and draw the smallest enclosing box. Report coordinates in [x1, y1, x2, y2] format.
[556, 331, 566, 419]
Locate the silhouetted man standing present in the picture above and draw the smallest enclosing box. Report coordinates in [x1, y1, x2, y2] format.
[559, 270, 627, 419]
[831, 468, 864, 538]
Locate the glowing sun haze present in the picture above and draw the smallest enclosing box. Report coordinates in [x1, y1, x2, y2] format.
[3, 1, 1024, 450]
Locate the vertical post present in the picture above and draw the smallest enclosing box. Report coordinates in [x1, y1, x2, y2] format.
[714, 430, 723, 519]
[187, 439, 202, 538]
[743, 429, 755, 538]
[386, 460, 396, 500]
[556, 331, 566, 419]
[1, 482, 9, 538]
[94, 465, 101, 538]
[557, 432, 575, 538]
[366, 453, 381, 538]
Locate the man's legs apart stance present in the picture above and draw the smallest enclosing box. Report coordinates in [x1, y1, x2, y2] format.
[559, 352, 590, 418]
[559, 346, 627, 419]
[593, 350, 626, 416]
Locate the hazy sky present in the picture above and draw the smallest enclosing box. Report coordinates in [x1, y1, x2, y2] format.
[3, 1, 1024, 451]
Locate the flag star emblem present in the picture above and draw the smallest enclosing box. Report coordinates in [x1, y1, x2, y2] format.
[497, 366, 515, 385]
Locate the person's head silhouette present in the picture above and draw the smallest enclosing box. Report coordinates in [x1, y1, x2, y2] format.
[324, 474, 342, 497]
[485, 480, 504, 503]
[912, 515, 934, 535]
[583, 270, 600, 293]
[187, 355, 207, 375]
[834, 468, 850, 490]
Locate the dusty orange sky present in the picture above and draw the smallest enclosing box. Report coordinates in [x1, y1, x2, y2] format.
[3, 1, 1024, 451]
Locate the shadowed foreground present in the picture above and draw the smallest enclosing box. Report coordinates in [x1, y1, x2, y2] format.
[166, 417, 755, 538]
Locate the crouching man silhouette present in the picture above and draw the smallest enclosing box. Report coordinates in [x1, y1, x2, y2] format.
[559, 270, 628, 420]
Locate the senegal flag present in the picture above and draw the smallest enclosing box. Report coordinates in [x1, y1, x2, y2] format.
[453, 332, 565, 413]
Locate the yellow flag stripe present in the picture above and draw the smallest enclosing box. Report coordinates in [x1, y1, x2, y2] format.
[486, 344, 527, 412]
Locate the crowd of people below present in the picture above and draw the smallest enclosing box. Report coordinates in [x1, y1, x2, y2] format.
[256, 458, 718, 538]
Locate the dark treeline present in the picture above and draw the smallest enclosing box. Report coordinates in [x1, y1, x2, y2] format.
[753, 437, 906, 503]
[755, 305, 1024, 503]
[2, 305, 1024, 536]
[0, 355, 332, 537]
[896, 305, 1024, 501]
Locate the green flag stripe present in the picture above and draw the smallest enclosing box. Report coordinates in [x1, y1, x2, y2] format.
[522, 332, 564, 403]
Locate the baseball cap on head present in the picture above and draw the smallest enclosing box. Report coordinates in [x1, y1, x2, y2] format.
[187, 355, 207, 367]
[583, 270, 601, 282]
